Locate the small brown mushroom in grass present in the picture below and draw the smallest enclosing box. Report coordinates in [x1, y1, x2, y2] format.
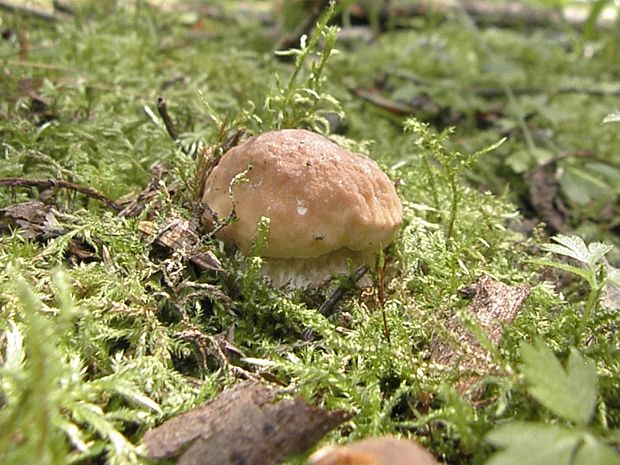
[309, 436, 439, 465]
[202, 129, 402, 288]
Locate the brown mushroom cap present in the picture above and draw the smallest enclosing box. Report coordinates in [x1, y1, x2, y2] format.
[202, 129, 402, 286]
[309, 436, 439, 465]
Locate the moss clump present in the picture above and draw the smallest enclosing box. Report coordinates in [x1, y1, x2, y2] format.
[1, 2, 620, 465]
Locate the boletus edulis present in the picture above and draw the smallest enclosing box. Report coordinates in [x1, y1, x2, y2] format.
[309, 436, 439, 465]
[202, 129, 402, 288]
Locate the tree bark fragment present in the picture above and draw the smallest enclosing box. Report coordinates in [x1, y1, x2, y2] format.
[430, 275, 530, 391]
[143, 380, 352, 465]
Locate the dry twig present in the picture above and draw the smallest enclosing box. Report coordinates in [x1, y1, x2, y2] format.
[156, 97, 178, 141]
[319, 265, 369, 316]
[0, 177, 121, 211]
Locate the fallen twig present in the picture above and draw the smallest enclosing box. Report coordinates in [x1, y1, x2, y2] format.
[475, 86, 620, 98]
[118, 163, 169, 218]
[137, 216, 225, 272]
[0, 177, 121, 211]
[350, 87, 419, 116]
[156, 96, 178, 142]
[319, 265, 369, 316]
[386, 69, 620, 99]
[6, 59, 78, 72]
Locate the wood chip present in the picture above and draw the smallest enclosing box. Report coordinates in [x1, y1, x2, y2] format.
[138, 217, 223, 272]
[0, 201, 62, 239]
[430, 275, 530, 390]
[143, 380, 352, 465]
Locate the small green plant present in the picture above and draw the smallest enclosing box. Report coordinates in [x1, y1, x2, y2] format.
[534, 234, 613, 343]
[403, 118, 504, 242]
[485, 341, 620, 465]
[263, 1, 343, 132]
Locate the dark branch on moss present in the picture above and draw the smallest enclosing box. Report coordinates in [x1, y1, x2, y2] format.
[0, 177, 121, 211]
[156, 96, 179, 142]
[319, 264, 369, 316]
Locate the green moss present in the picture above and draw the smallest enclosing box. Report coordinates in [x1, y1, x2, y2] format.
[1, 2, 620, 465]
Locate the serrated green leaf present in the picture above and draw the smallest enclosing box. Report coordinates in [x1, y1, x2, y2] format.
[486, 422, 580, 465]
[542, 235, 612, 269]
[586, 242, 614, 268]
[574, 435, 620, 465]
[520, 342, 597, 425]
[542, 234, 590, 263]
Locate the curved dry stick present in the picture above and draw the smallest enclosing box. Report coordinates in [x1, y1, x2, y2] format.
[0, 177, 121, 211]
[318, 264, 369, 316]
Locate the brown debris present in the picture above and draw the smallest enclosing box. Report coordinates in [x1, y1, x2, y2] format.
[14, 77, 57, 122]
[0, 201, 96, 261]
[526, 162, 568, 233]
[118, 163, 171, 218]
[0, 177, 121, 211]
[143, 380, 352, 465]
[0, 201, 60, 240]
[430, 275, 530, 390]
[138, 216, 223, 273]
[318, 265, 369, 316]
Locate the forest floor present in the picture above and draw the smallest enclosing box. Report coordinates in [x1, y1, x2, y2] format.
[1, 1, 620, 465]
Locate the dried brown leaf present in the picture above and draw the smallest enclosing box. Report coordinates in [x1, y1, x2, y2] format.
[143, 380, 352, 465]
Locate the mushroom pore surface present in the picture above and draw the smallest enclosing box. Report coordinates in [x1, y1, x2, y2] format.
[202, 129, 402, 286]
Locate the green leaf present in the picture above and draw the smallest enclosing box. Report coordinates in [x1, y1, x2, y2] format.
[528, 258, 593, 284]
[520, 342, 597, 425]
[602, 112, 620, 124]
[486, 422, 581, 465]
[542, 234, 590, 263]
[561, 166, 614, 206]
[586, 242, 615, 268]
[542, 234, 612, 268]
[574, 435, 620, 465]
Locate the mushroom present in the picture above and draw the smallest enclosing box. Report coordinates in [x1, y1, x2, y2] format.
[308, 436, 439, 465]
[202, 129, 402, 288]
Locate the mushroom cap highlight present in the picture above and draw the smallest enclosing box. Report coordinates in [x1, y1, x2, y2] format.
[202, 129, 402, 286]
